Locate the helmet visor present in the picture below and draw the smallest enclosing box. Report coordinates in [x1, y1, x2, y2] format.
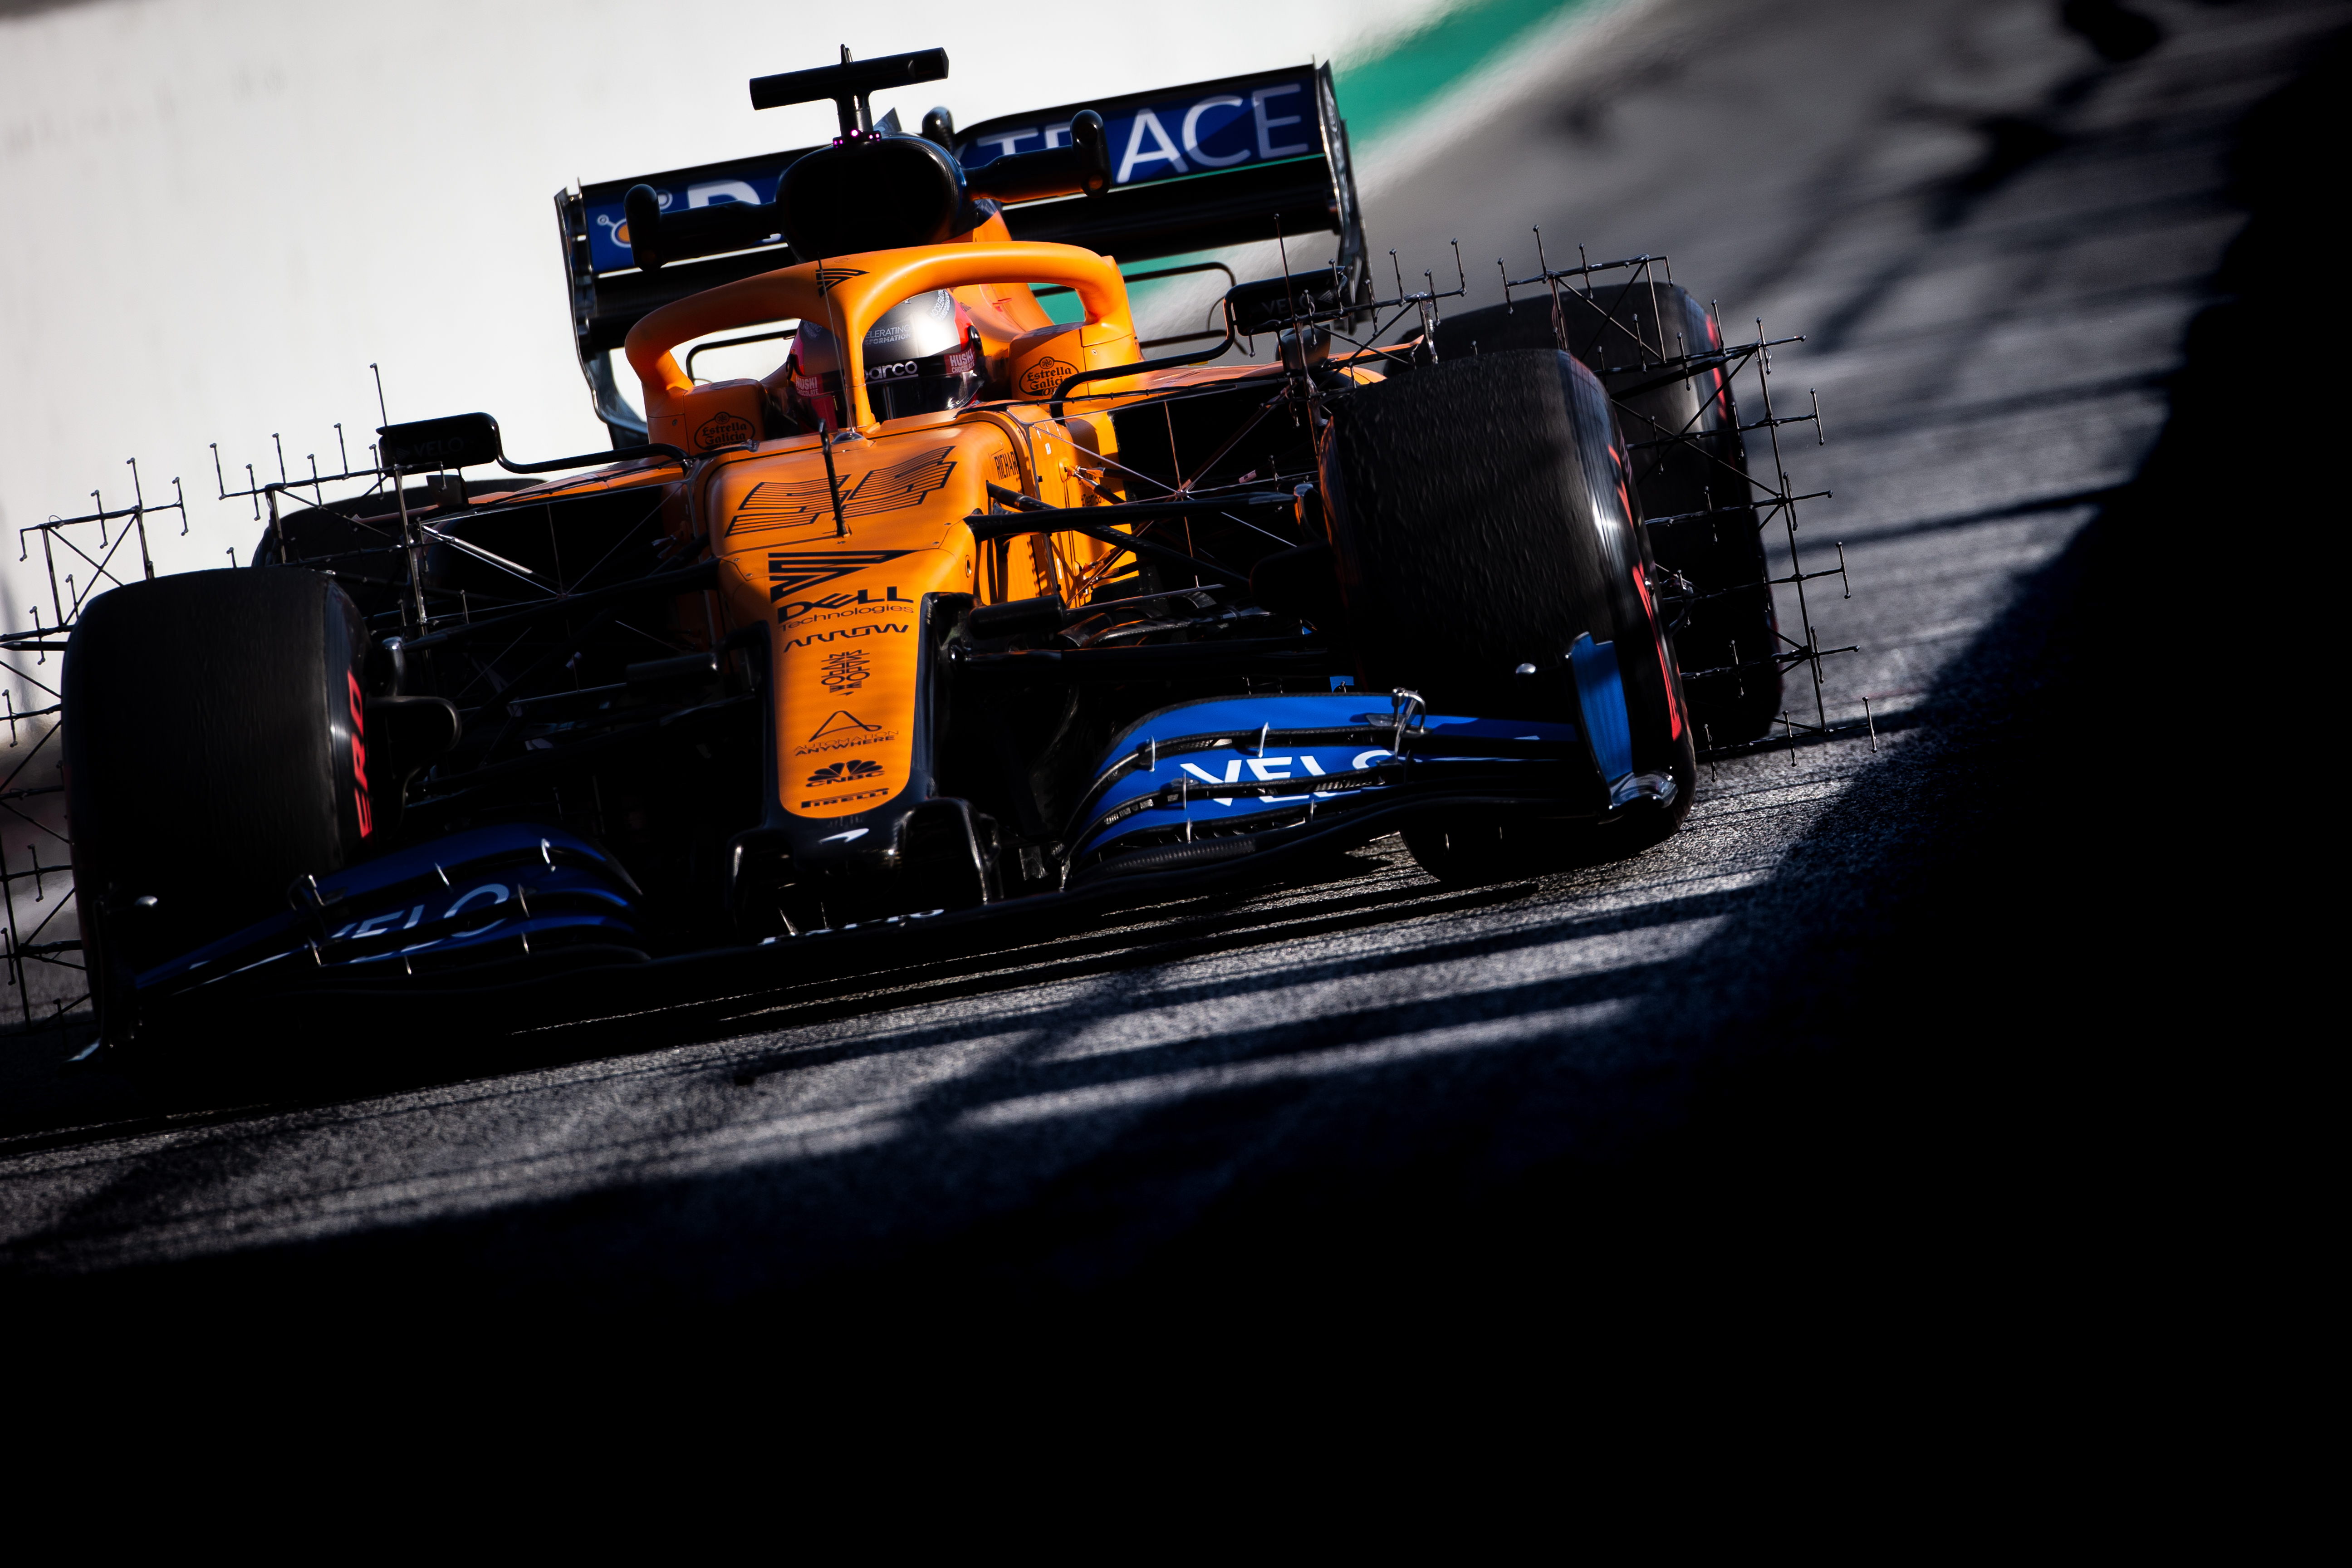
[794, 289, 980, 423]
[796, 337, 979, 424]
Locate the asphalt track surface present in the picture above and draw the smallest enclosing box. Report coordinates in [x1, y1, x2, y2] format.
[3, 0, 2335, 1328]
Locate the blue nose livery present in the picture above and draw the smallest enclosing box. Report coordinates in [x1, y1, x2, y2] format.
[1069, 695, 1588, 873]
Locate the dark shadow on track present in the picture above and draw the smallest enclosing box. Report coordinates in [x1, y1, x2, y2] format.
[736, 19, 2326, 1329]
[1061, 20, 2324, 1338]
[0, 848, 1447, 1144]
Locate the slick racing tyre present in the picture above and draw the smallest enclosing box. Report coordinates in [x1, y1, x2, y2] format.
[1439, 281, 1784, 744]
[1318, 347, 1696, 882]
[64, 568, 376, 1045]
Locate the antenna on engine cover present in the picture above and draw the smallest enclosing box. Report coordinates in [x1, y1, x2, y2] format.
[749, 47, 950, 140]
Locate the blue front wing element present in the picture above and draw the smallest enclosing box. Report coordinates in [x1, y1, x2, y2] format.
[137, 822, 647, 1000]
[1071, 694, 1584, 867]
[1570, 633, 1634, 787]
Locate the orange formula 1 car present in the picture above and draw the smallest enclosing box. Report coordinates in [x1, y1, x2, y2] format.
[59, 48, 1798, 1047]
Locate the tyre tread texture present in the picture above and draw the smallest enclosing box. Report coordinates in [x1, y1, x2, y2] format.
[1320, 348, 1695, 877]
[1437, 283, 1784, 741]
[64, 568, 363, 969]
[1322, 348, 1635, 714]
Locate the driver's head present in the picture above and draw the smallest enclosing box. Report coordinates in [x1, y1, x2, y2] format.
[792, 289, 981, 427]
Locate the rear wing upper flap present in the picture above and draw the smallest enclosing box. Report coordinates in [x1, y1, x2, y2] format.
[955, 63, 1365, 279]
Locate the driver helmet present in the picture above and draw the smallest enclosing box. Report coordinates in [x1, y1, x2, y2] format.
[792, 289, 981, 426]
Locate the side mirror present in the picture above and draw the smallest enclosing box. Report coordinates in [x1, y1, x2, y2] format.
[379, 411, 688, 477]
[1223, 266, 1353, 336]
[377, 413, 502, 473]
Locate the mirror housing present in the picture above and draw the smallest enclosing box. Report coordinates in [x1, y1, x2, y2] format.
[377, 413, 501, 473]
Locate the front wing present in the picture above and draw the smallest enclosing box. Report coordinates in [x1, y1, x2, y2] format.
[131, 655, 1660, 1023]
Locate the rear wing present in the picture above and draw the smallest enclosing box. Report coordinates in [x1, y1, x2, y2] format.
[555, 63, 1368, 443]
[556, 145, 819, 441]
[955, 63, 1366, 281]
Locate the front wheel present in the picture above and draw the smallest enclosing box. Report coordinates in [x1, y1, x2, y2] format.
[64, 568, 378, 1046]
[1319, 346, 1696, 883]
[1437, 283, 1784, 744]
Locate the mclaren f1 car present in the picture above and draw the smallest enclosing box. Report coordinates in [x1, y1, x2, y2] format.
[59, 47, 1793, 1046]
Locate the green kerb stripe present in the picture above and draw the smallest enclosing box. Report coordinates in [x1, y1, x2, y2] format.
[1335, 0, 1599, 148]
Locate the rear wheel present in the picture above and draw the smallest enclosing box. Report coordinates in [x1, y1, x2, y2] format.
[1319, 347, 1695, 881]
[64, 568, 376, 1044]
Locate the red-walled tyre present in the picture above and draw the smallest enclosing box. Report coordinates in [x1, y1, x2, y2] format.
[1440, 282, 1784, 745]
[1318, 347, 1696, 882]
[63, 568, 375, 1046]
